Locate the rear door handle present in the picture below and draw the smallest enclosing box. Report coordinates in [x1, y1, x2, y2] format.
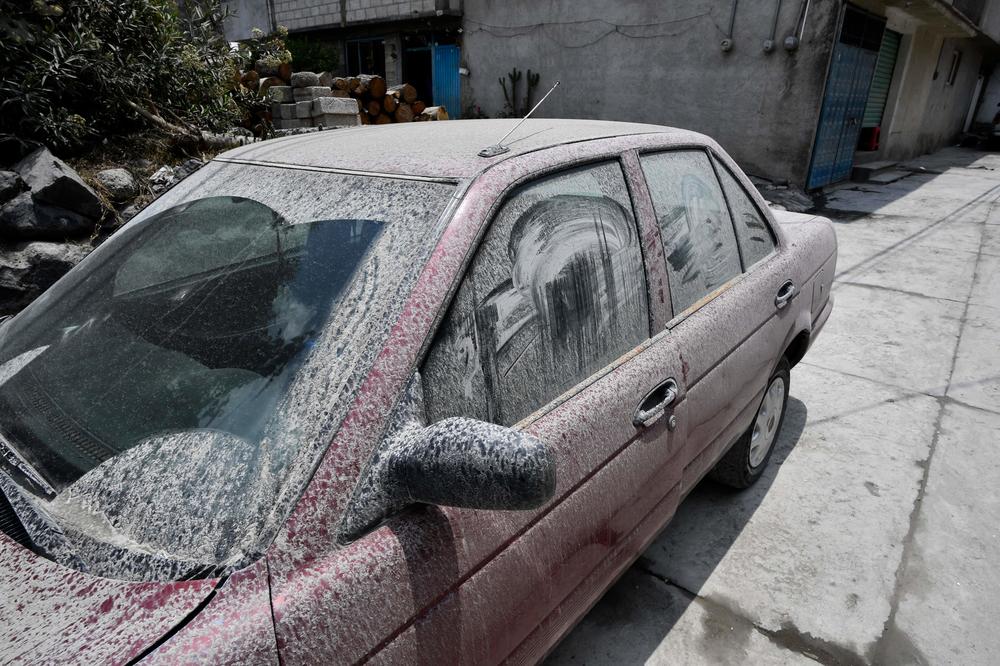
[775, 280, 796, 309]
[633, 378, 678, 428]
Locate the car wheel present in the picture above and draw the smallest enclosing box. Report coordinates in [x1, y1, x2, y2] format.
[709, 358, 790, 489]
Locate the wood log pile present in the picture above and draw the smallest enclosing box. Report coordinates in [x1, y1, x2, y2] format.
[330, 75, 449, 124]
[239, 66, 450, 131]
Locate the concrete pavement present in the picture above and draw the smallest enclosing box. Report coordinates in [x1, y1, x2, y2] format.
[545, 147, 1000, 665]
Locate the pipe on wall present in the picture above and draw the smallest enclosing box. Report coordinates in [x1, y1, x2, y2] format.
[721, 0, 738, 52]
[764, 0, 783, 53]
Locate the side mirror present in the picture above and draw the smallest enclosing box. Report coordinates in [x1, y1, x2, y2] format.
[339, 417, 556, 541]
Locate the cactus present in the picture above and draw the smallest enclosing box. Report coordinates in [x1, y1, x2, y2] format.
[498, 67, 541, 118]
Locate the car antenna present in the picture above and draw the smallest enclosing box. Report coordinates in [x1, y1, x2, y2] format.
[478, 80, 561, 158]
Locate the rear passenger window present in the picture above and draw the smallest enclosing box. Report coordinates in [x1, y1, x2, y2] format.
[422, 161, 648, 427]
[640, 150, 742, 315]
[714, 157, 776, 267]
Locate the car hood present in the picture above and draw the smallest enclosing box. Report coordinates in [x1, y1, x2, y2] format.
[0, 533, 217, 664]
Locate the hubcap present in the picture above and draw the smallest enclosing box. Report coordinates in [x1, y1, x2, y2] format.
[749, 377, 786, 468]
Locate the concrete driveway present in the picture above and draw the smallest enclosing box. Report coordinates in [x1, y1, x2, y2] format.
[546, 147, 1000, 666]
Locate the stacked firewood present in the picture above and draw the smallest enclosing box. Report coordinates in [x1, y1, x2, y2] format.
[331, 75, 449, 124]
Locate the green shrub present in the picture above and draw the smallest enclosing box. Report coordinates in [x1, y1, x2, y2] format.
[0, 0, 241, 153]
[285, 35, 341, 74]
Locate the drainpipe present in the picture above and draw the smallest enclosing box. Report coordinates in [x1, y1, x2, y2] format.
[784, 0, 809, 51]
[764, 0, 783, 53]
[721, 0, 738, 51]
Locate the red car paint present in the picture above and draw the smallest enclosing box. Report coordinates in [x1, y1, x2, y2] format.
[0, 121, 835, 664]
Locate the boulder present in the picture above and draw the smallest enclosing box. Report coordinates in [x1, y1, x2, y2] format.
[94, 168, 138, 203]
[14, 147, 102, 219]
[290, 71, 320, 88]
[173, 158, 203, 180]
[318, 71, 334, 88]
[0, 241, 92, 314]
[149, 166, 177, 194]
[0, 171, 25, 205]
[267, 86, 294, 104]
[0, 192, 95, 240]
[118, 201, 145, 223]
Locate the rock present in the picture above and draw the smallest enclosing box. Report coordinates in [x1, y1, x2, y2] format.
[118, 201, 145, 223]
[14, 147, 102, 219]
[0, 171, 25, 205]
[149, 166, 177, 194]
[0, 192, 95, 240]
[94, 168, 138, 203]
[293, 86, 332, 102]
[290, 71, 320, 88]
[295, 100, 313, 119]
[267, 86, 294, 104]
[0, 241, 92, 314]
[173, 158, 203, 180]
[313, 97, 361, 116]
[318, 71, 334, 88]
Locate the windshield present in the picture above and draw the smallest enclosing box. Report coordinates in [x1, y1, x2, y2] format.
[0, 164, 456, 581]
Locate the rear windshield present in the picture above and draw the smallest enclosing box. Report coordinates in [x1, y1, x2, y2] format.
[0, 165, 456, 581]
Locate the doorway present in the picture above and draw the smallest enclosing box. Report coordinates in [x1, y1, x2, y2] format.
[807, 5, 886, 189]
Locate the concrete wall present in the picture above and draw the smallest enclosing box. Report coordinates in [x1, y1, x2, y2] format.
[878, 26, 985, 160]
[460, 0, 841, 186]
[222, 0, 274, 41]
[275, 0, 458, 32]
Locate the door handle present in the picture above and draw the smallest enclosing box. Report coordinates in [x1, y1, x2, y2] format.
[633, 378, 679, 428]
[775, 280, 796, 309]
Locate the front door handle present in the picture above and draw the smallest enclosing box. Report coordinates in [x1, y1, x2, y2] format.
[633, 378, 679, 428]
[775, 280, 796, 309]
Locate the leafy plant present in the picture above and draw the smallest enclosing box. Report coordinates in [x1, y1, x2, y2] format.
[0, 0, 243, 153]
[236, 25, 292, 72]
[285, 35, 340, 74]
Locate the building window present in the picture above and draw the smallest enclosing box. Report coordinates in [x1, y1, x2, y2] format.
[947, 50, 963, 86]
[345, 38, 386, 77]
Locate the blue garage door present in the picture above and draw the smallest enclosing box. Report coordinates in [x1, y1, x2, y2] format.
[433, 44, 461, 119]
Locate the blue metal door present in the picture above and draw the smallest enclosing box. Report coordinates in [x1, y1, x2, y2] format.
[432, 44, 461, 119]
[807, 6, 885, 189]
[808, 43, 879, 189]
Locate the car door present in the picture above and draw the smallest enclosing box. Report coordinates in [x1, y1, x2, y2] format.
[396, 156, 689, 664]
[264, 153, 690, 666]
[637, 147, 790, 491]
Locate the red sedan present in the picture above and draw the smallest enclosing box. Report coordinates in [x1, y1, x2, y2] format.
[0, 120, 835, 664]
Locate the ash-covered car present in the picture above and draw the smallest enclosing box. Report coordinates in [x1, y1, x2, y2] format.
[0, 119, 835, 664]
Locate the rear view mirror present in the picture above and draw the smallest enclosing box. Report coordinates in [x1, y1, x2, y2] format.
[339, 417, 556, 541]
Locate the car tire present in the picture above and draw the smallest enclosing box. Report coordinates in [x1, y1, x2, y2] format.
[709, 357, 790, 489]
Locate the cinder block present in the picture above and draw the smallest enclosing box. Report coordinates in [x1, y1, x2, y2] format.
[280, 103, 297, 119]
[296, 100, 313, 119]
[314, 113, 361, 128]
[312, 96, 361, 116]
[293, 86, 333, 102]
[267, 86, 293, 103]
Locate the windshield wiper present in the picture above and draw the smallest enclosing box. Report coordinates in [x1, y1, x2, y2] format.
[0, 431, 56, 500]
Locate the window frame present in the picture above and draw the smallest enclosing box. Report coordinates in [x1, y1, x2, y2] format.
[635, 145, 781, 329]
[708, 152, 779, 270]
[418, 151, 659, 429]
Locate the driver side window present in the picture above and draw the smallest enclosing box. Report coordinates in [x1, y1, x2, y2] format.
[422, 161, 649, 427]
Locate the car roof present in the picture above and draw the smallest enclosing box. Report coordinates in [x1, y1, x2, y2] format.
[216, 119, 702, 180]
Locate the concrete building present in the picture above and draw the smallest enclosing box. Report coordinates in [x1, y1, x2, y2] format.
[228, 0, 1000, 189]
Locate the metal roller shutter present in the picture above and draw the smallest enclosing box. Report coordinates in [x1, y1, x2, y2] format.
[863, 29, 901, 128]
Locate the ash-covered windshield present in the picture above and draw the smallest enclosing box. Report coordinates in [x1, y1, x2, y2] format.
[0, 166, 456, 581]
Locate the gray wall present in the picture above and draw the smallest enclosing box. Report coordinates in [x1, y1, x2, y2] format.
[222, 0, 274, 41]
[460, 0, 841, 185]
